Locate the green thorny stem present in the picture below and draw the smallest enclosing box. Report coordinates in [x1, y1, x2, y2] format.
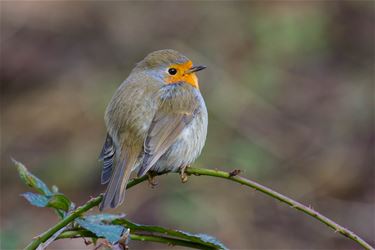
[25, 167, 374, 250]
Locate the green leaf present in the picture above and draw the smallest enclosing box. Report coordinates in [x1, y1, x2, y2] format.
[177, 231, 228, 250]
[114, 219, 228, 249]
[84, 214, 126, 224]
[13, 159, 70, 218]
[47, 194, 71, 212]
[21, 192, 49, 207]
[12, 158, 52, 195]
[75, 218, 125, 244]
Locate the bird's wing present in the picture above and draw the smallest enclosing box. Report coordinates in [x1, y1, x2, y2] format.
[99, 134, 115, 184]
[137, 104, 197, 177]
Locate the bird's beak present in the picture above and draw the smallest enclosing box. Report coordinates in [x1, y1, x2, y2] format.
[186, 65, 207, 74]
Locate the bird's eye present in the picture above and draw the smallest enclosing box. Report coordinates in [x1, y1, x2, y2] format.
[168, 68, 177, 75]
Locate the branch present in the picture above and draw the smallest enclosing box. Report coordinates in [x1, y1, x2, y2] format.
[185, 167, 374, 250]
[57, 229, 216, 249]
[25, 167, 374, 250]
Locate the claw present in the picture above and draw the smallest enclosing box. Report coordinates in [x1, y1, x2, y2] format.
[147, 172, 158, 188]
[180, 165, 189, 183]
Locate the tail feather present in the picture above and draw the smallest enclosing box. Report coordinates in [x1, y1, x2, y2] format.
[99, 148, 137, 210]
[111, 167, 133, 208]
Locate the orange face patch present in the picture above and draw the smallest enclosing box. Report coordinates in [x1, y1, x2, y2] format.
[165, 60, 199, 89]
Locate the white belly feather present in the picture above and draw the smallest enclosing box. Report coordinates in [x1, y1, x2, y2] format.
[151, 99, 208, 173]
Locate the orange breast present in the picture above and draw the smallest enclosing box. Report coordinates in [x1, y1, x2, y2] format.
[165, 61, 199, 89]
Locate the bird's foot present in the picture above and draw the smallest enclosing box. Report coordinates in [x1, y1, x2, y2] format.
[147, 172, 158, 188]
[180, 165, 189, 183]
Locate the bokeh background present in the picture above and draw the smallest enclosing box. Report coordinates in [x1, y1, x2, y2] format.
[1, 1, 374, 249]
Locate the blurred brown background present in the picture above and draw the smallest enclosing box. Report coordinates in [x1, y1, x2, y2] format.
[1, 1, 374, 249]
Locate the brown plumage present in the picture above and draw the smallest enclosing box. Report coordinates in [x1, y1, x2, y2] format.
[99, 49, 208, 210]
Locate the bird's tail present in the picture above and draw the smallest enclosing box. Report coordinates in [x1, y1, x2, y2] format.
[99, 148, 137, 210]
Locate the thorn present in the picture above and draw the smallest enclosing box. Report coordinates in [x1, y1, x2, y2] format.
[83, 238, 92, 245]
[229, 169, 241, 177]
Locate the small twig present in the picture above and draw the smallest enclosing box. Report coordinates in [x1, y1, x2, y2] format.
[36, 225, 67, 250]
[25, 167, 374, 250]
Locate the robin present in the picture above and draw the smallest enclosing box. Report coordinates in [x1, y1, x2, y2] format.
[99, 49, 208, 210]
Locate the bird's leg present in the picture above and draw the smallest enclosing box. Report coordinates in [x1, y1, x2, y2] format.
[180, 165, 189, 183]
[147, 172, 158, 188]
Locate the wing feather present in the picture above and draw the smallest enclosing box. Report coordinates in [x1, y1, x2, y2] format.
[99, 134, 115, 184]
[138, 110, 195, 177]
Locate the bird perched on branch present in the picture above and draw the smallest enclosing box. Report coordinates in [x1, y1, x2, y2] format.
[99, 49, 208, 210]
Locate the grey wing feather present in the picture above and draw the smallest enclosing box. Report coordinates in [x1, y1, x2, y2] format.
[99, 134, 115, 184]
[137, 112, 194, 177]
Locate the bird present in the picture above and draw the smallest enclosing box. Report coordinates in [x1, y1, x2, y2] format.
[99, 49, 208, 210]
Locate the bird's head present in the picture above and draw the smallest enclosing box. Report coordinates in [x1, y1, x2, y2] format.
[134, 49, 206, 89]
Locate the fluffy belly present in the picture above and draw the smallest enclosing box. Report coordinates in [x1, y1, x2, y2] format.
[151, 108, 207, 173]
